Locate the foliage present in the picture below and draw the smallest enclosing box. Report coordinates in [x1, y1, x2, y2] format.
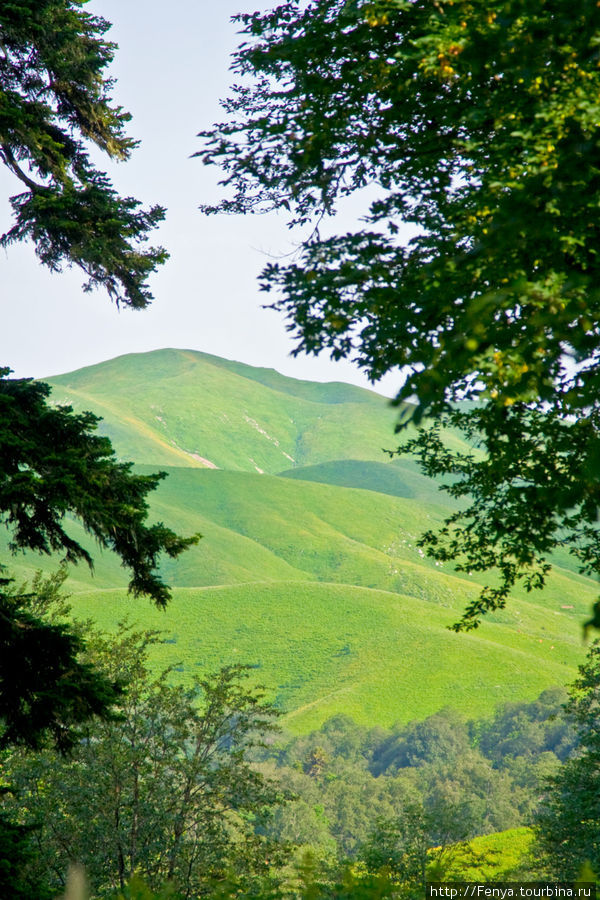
[534, 640, 600, 879]
[370, 708, 471, 774]
[359, 800, 472, 892]
[295, 853, 399, 900]
[106, 874, 178, 900]
[359, 809, 427, 886]
[0, 0, 167, 307]
[0, 569, 121, 896]
[0, 366, 198, 814]
[440, 827, 535, 881]
[199, 0, 600, 626]
[476, 687, 575, 765]
[0, 1, 197, 761]
[401, 407, 600, 629]
[0, 370, 198, 607]
[0, 4, 204, 896]
[0, 802, 54, 900]
[418, 749, 523, 836]
[2, 624, 285, 897]
[1, 661, 570, 895]
[259, 694, 574, 861]
[0, 568, 118, 752]
[112, 865, 400, 900]
[0, 5, 194, 895]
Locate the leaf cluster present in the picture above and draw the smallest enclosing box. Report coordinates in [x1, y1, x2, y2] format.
[533, 641, 600, 879]
[0, 0, 167, 307]
[0, 569, 119, 753]
[2, 625, 286, 897]
[401, 403, 600, 629]
[200, 0, 600, 410]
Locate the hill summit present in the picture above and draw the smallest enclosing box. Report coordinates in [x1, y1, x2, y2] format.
[46, 348, 406, 473]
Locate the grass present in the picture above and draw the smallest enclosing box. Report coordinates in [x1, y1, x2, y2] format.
[44, 348, 471, 472]
[67, 577, 586, 733]
[4, 348, 590, 735]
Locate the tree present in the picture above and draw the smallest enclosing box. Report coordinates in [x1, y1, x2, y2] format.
[199, 0, 600, 627]
[476, 687, 576, 767]
[0, 0, 167, 308]
[0, 802, 54, 900]
[0, 569, 119, 754]
[0, 395, 199, 896]
[2, 624, 285, 897]
[0, 372, 197, 608]
[534, 641, 600, 879]
[0, 372, 198, 751]
[0, 0, 198, 749]
[0, 4, 199, 888]
[370, 709, 471, 774]
[359, 799, 473, 896]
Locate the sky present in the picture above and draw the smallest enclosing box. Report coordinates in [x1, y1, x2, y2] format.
[1, 0, 402, 397]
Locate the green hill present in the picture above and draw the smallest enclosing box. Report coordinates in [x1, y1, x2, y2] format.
[68, 578, 585, 732]
[6, 348, 591, 732]
[279, 457, 448, 501]
[45, 348, 469, 472]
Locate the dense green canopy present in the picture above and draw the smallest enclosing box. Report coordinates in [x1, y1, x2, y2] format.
[199, 0, 600, 626]
[3, 626, 283, 897]
[535, 641, 600, 879]
[0, 570, 119, 753]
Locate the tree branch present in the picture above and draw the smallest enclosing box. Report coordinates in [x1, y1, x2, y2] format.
[0, 144, 45, 192]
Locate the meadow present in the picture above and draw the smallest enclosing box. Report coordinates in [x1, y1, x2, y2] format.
[8, 347, 591, 733]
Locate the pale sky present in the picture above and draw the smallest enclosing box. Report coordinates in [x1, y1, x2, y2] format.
[1, 1, 402, 397]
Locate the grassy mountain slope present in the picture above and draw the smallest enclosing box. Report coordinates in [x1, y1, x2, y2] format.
[45, 348, 469, 472]
[9, 462, 588, 609]
[8, 348, 591, 732]
[0, 465, 472, 594]
[69, 578, 584, 732]
[5, 461, 590, 731]
[279, 457, 451, 502]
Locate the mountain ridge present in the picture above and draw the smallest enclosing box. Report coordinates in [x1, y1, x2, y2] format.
[44, 347, 468, 473]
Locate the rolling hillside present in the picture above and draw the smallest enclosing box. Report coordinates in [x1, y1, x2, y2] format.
[5, 348, 592, 731]
[45, 348, 468, 471]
